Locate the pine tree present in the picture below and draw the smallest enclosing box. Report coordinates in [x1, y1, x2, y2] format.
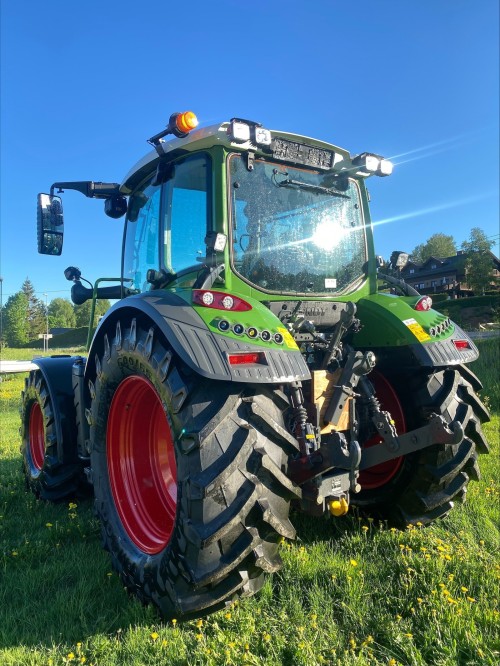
[21, 277, 47, 340]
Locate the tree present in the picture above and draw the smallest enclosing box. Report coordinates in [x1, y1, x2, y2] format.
[410, 233, 457, 264]
[21, 277, 46, 340]
[74, 299, 111, 328]
[48, 298, 76, 328]
[462, 227, 497, 295]
[4, 292, 29, 347]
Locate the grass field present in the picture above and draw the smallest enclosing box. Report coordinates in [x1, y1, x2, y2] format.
[0, 345, 498, 665]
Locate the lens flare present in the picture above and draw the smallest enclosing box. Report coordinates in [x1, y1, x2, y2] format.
[372, 191, 496, 230]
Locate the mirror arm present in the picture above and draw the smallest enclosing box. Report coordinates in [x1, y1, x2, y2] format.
[50, 181, 121, 200]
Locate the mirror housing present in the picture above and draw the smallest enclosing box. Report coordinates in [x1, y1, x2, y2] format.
[37, 193, 64, 255]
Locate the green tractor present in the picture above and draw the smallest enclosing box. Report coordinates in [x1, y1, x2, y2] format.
[22, 111, 489, 619]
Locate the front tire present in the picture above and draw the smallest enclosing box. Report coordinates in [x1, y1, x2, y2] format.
[20, 370, 81, 500]
[89, 317, 300, 619]
[353, 365, 490, 525]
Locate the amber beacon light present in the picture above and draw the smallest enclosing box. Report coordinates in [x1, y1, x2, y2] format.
[175, 111, 198, 134]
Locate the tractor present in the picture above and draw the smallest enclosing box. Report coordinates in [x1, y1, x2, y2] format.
[22, 111, 490, 619]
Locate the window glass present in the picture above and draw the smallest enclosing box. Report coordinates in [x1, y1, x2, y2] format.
[163, 154, 210, 273]
[230, 155, 367, 295]
[123, 182, 161, 291]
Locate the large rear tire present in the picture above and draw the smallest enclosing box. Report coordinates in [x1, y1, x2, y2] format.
[353, 365, 489, 525]
[20, 370, 81, 500]
[89, 316, 300, 619]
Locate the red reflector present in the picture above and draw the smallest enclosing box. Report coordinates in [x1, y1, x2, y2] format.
[453, 339, 471, 350]
[228, 352, 265, 365]
[414, 296, 433, 311]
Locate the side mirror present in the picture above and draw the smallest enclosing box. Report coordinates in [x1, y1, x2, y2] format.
[37, 193, 64, 255]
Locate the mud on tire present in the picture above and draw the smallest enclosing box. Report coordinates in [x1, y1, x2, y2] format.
[89, 316, 301, 619]
[352, 364, 490, 526]
[20, 370, 81, 501]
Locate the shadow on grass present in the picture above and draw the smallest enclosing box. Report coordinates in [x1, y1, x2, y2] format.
[0, 455, 157, 649]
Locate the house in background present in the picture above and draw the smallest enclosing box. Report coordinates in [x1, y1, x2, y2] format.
[401, 251, 500, 297]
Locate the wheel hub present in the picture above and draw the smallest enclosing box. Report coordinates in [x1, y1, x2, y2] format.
[107, 376, 177, 555]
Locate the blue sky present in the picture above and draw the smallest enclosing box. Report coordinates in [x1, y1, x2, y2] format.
[1, 0, 498, 304]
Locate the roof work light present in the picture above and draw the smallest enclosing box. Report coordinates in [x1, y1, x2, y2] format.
[352, 152, 394, 177]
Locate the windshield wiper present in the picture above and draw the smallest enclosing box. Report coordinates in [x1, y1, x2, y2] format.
[272, 171, 350, 198]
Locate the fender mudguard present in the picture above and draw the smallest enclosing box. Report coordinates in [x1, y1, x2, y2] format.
[30, 356, 83, 461]
[85, 292, 310, 384]
[354, 294, 479, 368]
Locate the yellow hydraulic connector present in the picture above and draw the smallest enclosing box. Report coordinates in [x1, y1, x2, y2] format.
[328, 497, 349, 517]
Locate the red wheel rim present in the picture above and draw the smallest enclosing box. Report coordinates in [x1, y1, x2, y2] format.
[107, 376, 177, 555]
[358, 371, 406, 490]
[29, 402, 45, 471]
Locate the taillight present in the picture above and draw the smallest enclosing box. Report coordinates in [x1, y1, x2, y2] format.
[193, 290, 252, 312]
[228, 352, 266, 365]
[453, 339, 472, 351]
[414, 296, 433, 311]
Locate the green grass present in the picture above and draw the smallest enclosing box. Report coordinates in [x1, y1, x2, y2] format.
[0, 353, 498, 665]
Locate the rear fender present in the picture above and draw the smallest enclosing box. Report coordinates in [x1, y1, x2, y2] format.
[85, 292, 310, 385]
[354, 294, 479, 367]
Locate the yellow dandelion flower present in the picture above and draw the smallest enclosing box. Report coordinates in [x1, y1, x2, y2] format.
[225, 611, 231, 620]
[388, 660, 397, 666]
[404, 633, 413, 639]
[68, 502, 77, 510]
[446, 597, 457, 604]
[171, 618, 177, 626]
[395, 614, 402, 621]
[195, 633, 203, 641]
[461, 586, 468, 593]
[46, 523, 53, 528]
[467, 597, 476, 603]
[162, 640, 168, 646]
[417, 598, 423, 604]
[11, 551, 18, 556]
[479, 540, 485, 546]
[244, 643, 250, 651]
[80, 658, 86, 664]
[196, 619, 203, 628]
[67, 653, 75, 661]
[362, 525, 369, 532]
[298, 641, 305, 649]
[448, 574, 454, 580]
[349, 637, 356, 648]
[350, 559, 358, 567]
[262, 632, 271, 642]
[150, 632, 159, 641]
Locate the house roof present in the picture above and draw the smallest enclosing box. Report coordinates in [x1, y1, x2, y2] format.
[403, 251, 499, 280]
